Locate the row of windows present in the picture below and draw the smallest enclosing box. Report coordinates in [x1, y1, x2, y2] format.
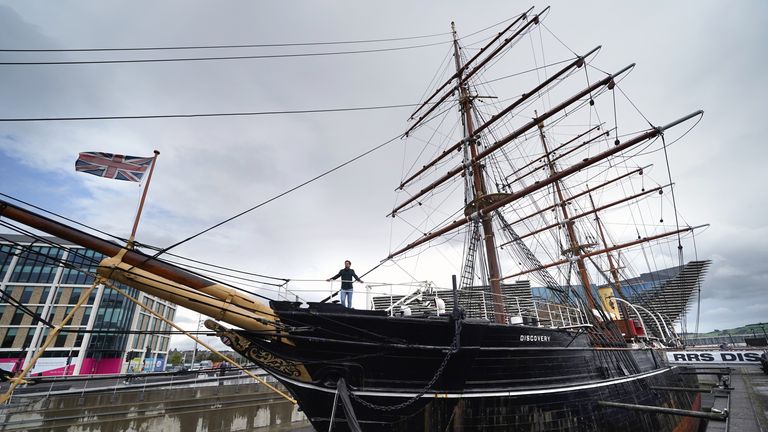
[0, 350, 82, 359]
[0, 286, 99, 307]
[132, 333, 170, 352]
[5, 246, 64, 284]
[0, 304, 93, 327]
[136, 312, 173, 333]
[0, 327, 85, 349]
[0, 244, 107, 285]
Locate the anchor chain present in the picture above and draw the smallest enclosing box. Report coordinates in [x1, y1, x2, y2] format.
[347, 317, 462, 412]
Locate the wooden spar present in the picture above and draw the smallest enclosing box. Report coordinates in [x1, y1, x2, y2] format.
[450, 22, 506, 323]
[501, 225, 705, 280]
[409, 13, 543, 135]
[504, 165, 648, 228]
[407, 8, 537, 129]
[498, 184, 667, 246]
[390, 63, 634, 217]
[479, 110, 701, 216]
[0, 199, 278, 332]
[535, 118, 596, 309]
[505, 130, 610, 188]
[385, 110, 702, 260]
[501, 124, 603, 186]
[399, 47, 601, 191]
[473, 48, 600, 140]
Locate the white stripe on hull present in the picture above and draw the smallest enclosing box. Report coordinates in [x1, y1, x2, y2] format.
[279, 366, 676, 399]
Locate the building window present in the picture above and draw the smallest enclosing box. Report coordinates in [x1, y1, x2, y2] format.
[37, 287, 51, 304]
[11, 309, 25, 325]
[23, 329, 34, 349]
[0, 244, 16, 279]
[137, 334, 145, 350]
[1, 328, 17, 348]
[54, 332, 68, 348]
[19, 287, 35, 303]
[80, 308, 91, 326]
[9, 246, 63, 284]
[31, 306, 45, 325]
[68, 288, 83, 305]
[61, 249, 103, 285]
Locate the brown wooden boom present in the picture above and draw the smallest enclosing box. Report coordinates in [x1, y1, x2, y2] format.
[498, 184, 668, 246]
[0, 200, 278, 332]
[502, 225, 706, 280]
[504, 165, 649, 229]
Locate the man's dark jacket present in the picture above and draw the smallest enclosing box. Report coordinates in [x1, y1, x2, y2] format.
[330, 268, 361, 290]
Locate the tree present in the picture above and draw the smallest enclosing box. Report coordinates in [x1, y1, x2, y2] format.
[168, 350, 183, 366]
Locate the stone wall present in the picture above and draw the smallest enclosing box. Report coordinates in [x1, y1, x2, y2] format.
[0, 381, 311, 432]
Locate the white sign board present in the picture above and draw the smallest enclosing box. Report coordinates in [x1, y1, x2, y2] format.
[0, 361, 18, 372]
[666, 350, 764, 365]
[30, 358, 69, 375]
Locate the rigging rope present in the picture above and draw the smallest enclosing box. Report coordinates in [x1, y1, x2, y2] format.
[138, 133, 403, 264]
[0, 40, 450, 66]
[659, 134, 684, 266]
[0, 32, 452, 53]
[0, 102, 419, 123]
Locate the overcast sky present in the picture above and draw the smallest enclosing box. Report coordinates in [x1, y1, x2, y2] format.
[0, 1, 766, 349]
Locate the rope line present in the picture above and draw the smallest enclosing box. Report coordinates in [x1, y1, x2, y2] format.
[0, 32, 451, 53]
[141, 133, 404, 262]
[0, 41, 449, 66]
[0, 102, 420, 122]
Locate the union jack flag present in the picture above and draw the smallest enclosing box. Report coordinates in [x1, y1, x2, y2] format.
[75, 152, 154, 182]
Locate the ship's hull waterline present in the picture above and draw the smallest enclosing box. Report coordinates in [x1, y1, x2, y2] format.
[211, 302, 702, 432]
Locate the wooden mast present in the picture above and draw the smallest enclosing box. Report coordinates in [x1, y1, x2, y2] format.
[536, 118, 597, 310]
[588, 192, 633, 331]
[451, 22, 506, 323]
[0, 199, 279, 333]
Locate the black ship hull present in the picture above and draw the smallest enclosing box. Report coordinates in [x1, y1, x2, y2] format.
[212, 302, 702, 432]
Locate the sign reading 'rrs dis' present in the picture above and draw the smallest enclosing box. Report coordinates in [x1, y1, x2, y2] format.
[666, 351, 764, 365]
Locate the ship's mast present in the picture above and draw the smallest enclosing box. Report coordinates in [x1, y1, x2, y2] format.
[451, 23, 506, 323]
[536, 119, 597, 310]
[588, 193, 635, 330]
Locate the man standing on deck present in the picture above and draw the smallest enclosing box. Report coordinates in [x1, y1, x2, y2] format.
[327, 260, 363, 308]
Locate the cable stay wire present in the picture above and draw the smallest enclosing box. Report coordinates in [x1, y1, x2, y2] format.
[0, 219, 277, 308]
[0, 102, 422, 123]
[0, 192, 289, 286]
[0, 40, 450, 66]
[144, 132, 405, 262]
[0, 31, 452, 53]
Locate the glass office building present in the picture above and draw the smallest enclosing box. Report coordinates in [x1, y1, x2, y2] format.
[0, 235, 175, 375]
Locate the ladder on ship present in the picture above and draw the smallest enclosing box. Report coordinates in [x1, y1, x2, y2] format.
[459, 220, 481, 289]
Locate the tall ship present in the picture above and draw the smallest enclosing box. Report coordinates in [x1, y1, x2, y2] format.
[1, 7, 711, 431]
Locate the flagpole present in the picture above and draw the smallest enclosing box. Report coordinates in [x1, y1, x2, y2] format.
[128, 150, 160, 247]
